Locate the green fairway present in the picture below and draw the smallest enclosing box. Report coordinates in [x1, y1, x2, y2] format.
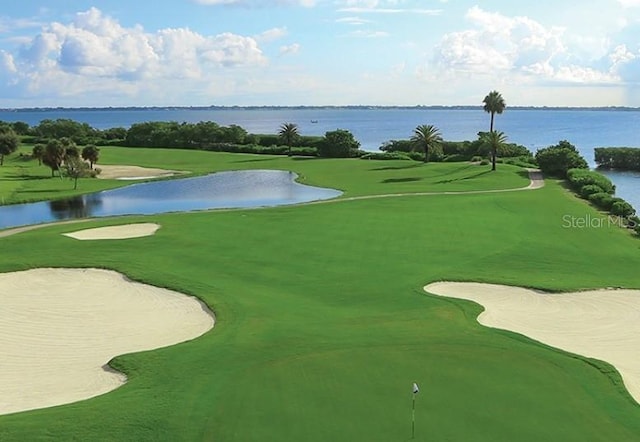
[0, 150, 639, 441]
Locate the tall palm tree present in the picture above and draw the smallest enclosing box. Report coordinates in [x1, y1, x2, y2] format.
[482, 90, 506, 133]
[485, 130, 507, 171]
[278, 123, 299, 157]
[411, 124, 442, 163]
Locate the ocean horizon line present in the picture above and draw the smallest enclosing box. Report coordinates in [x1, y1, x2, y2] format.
[2, 105, 640, 112]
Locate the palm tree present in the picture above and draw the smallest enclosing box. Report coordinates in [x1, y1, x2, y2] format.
[82, 144, 100, 169]
[411, 124, 442, 163]
[485, 130, 507, 171]
[278, 123, 299, 157]
[32, 144, 45, 165]
[482, 90, 506, 133]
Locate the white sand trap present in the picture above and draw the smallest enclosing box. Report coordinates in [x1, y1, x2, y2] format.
[424, 281, 640, 403]
[0, 268, 214, 416]
[63, 223, 161, 240]
[97, 164, 183, 180]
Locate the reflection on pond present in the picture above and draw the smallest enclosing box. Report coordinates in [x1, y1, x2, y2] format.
[0, 170, 342, 230]
[49, 194, 103, 220]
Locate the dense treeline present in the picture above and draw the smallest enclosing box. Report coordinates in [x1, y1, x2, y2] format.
[5, 118, 332, 157]
[594, 147, 640, 171]
[379, 131, 535, 165]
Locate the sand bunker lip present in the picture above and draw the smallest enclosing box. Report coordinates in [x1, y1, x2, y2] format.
[97, 164, 185, 180]
[63, 223, 160, 240]
[424, 281, 640, 404]
[0, 268, 214, 416]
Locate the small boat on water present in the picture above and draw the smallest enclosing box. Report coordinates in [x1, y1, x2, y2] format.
[310, 120, 318, 123]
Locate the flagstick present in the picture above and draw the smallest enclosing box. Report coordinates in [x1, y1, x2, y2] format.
[411, 393, 416, 439]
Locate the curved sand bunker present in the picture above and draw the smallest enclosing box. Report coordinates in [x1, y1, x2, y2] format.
[63, 223, 161, 240]
[0, 268, 214, 416]
[425, 281, 640, 404]
[97, 164, 183, 180]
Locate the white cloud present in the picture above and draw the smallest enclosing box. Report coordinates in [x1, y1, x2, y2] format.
[338, 7, 441, 14]
[335, 16, 372, 25]
[617, 0, 640, 7]
[0, 7, 268, 102]
[279, 43, 300, 55]
[255, 27, 288, 43]
[433, 6, 621, 86]
[349, 30, 389, 37]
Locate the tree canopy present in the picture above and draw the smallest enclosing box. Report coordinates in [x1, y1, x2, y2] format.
[318, 129, 361, 158]
[482, 90, 506, 132]
[484, 131, 508, 171]
[411, 125, 442, 163]
[278, 123, 299, 157]
[82, 145, 100, 169]
[0, 127, 19, 166]
[535, 140, 588, 177]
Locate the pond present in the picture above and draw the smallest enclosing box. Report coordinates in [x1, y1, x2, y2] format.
[0, 170, 342, 230]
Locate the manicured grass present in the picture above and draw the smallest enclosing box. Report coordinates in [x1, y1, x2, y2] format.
[0, 146, 528, 204]
[0, 152, 639, 441]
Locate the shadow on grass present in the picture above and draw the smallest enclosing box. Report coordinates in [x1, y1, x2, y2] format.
[434, 169, 491, 184]
[382, 177, 422, 183]
[291, 156, 320, 161]
[14, 189, 62, 194]
[370, 164, 422, 171]
[3, 173, 50, 181]
[231, 157, 278, 163]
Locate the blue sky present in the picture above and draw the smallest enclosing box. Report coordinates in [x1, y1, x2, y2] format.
[1, 0, 640, 107]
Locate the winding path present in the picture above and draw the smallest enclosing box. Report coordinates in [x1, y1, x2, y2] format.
[0, 169, 543, 238]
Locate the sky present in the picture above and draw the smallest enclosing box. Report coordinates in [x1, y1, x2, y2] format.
[2, 0, 640, 107]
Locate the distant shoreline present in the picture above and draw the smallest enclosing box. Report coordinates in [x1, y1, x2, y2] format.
[2, 105, 640, 112]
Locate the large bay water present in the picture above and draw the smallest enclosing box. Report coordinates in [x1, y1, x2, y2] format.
[0, 107, 638, 209]
[0, 170, 341, 230]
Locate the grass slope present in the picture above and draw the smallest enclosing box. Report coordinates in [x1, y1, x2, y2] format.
[0, 152, 639, 441]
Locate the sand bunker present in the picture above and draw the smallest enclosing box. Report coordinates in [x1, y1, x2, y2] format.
[97, 164, 182, 180]
[0, 268, 214, 416]
[63, 223, 160, 240]
[425, 282, 640, 404]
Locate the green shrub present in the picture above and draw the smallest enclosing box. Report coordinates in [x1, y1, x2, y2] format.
[588, 192, 615, 210]
[535, 140, 588, 177]
[318, 129, 361, 158]
[579, 184, 605, 199]
[611, 200, 636, 217]
[471, 155, 484, 162]
[443, 154, 469, 162]
[407, 151, 425, 162]
[479, 159, 490, 166]
[360, 152, 414, 161]
[567, 169, 615, 194]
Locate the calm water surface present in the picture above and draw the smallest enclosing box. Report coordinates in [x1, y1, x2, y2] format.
[0, 170, 342, 230]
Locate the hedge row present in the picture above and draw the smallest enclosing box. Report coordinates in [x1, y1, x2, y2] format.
[566, 168, 616, 194]
[566, 168, 637, 223]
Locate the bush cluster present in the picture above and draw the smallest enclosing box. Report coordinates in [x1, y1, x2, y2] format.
[535, 140, 588, 177]
[379, 132, 534, 164]
[566, 168, 616, 194]
[567, 168, 637, 225]
[595, 147, 640, 171]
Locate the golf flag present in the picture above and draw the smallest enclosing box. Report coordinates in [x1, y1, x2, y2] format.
[412, 382, 419, 394]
